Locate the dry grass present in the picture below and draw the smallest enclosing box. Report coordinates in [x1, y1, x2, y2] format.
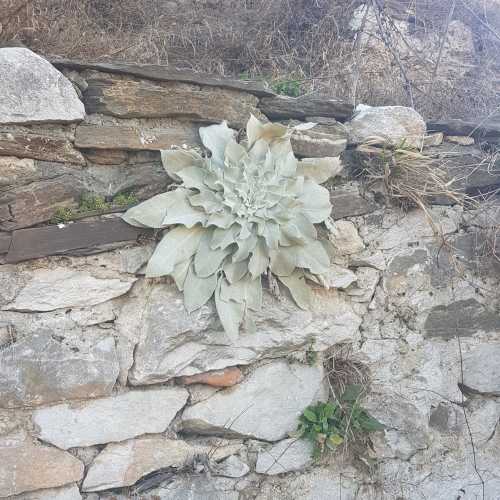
[2, 0, 500, 120]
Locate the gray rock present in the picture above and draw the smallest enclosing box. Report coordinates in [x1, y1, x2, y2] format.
[462, 344, 500, 395]
[2, 267, 136, 312]
[212, 455, 250, 478]
[348, 104, 426, 148]
[0, 48, 85, 124]
[182, 360, 327, 441]
[330, 186, 378, 220]
[82, 436, 241, 491]
[33, 387, 189, 449]
[256, 438, 313, 475]
[0, 332, 118, 408]
[291, 131, 347, 158]
[329, 220, 365, 255]
[143, 475, 239, 500]
[424, 299, 500, 338]
[11, 484, 82, 499]
[126, 283, 361, 385]
[0, 431, 83, 497]
[322, 264, 357, 289]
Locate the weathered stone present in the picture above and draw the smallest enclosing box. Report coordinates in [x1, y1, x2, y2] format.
[349, 250, 386, 271]
[428, 118, 500, 144]
[329, 186, 378, 220]
[0, 332, 118, 408]
[255, 466, 359, 499]
[126, 282, 361, 385]
[0, 431, 83, 497]
[291, 131, 347, 158]
[322, 264, 357, 289]
[346, 267, 379, 303]
[178, 367, 244, 388]
[12, 484, 82, 500]
[424, 299, 500, 338]
[329, 220, 365, 255]
[348, 104, 426, 147]
[0, 131, 85, 164]
[82, 148, 128, 165]
[256, 438, 313, 475]
[51, 58, 273, 97]
[462, 344, 500, 396]
[423, 132, 444, 147]
[182, 360, 327, 441]
[259, 96, 353, 122]
[83, 77, 259, 128]
[75, 123, 199, 151]
[33, 387, 189, 449]
[0, 48, 85, 124]
[83, 437, 241, 491]
[0, 157, 37, 186]
[212, 455, 250, 478]
[446, 135, 474, 146]
[297, 157, 343, 184]
[2, 267, 136, 311]
[429, 403, 460, 434]
[142, 475, 239, 500]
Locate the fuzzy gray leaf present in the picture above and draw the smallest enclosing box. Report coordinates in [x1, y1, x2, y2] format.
[278, 270, 312, 310]
[199, 121, 235, 167]
[215, 278, 245, 341]
[184, 265, 218, 313]
[161, 149, 203, 181]
[299, 179, 332, 223]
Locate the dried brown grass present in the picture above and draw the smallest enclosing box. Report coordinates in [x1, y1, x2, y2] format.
[3, 0, 500, 120]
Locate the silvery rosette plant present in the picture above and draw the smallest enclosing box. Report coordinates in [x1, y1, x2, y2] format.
[122, 115, 333, 338]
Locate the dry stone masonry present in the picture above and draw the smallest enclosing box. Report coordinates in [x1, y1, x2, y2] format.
[0, 48, 499, 499]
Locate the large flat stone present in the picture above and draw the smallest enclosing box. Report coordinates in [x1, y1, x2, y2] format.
[0, 130, 85, 164]
[1, 267, 136, 312]
[83, 77, 259, 128]
[11, 484, 82, 500]
[259, 96, 353, 121]
[0, 332, 118, 408]
[0, 157, 37, 187]
[0, 431, 83, 497]
[33, 388, 189, 449]
[424, 299, 500, 338]
[0, 48, 85, 125]
[329, 185, 378, 220]
[181, 360, 327, 441]
[256, 438, 313, 475]
[462, 344, 500, 395]
[82, 437, 241, 492]
[75, 123, 199, 151]
[124, 283, 361, 385]
[348, 104, 426, 147]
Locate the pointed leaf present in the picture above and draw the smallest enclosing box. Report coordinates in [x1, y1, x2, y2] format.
[299, 180, 332, 223]
[269, 246, 296, 276]
[232, 233, 258, 262]
[342, 384, 364, 402]
[215, 278, 244, 341]
[183, 265, 218, 313]
[177, 166, 207, 190]
[225, 140, 247, 166]
[220, 274, 262, 311]
[248, 238, 269, 279]
[199, 121, 235, 167]
[162, 189, 207, 228]
[145, 225, 205, 278]
[122, 192, 178, 228]
[194, 229, 231, 277]
[170, 259, 191, 291]
[161, 149, 203, 181]
[224, 260, 248, 284]
[278, 270, 312, 310]
[211, 225, 239, 250]
[296, 239, 330, 274]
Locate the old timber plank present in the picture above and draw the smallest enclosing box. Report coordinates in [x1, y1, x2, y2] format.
[6, 218, 152, 263]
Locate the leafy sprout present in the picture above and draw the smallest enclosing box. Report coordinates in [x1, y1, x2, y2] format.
[122, 115, 334, 339]
[296, 385, 384, 459]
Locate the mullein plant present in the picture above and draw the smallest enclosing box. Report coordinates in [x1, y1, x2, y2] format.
[122, 115, 333, 339]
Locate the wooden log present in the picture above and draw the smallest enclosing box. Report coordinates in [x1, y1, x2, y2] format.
[6, 218, 153, 263]
[50, 58, 274, 97]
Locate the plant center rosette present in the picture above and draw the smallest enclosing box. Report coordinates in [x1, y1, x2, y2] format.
[122, 115, 333, 339]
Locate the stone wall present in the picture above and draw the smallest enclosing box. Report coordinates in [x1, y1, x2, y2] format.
[1, 48, 499, 499]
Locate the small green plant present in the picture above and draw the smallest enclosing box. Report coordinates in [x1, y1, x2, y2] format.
[50, 192, 138, 224]
[271, 78, 302, 97]
[50, 207, 76, 224]
[113, 192, 139, 206]
[296, 385, 384, 459]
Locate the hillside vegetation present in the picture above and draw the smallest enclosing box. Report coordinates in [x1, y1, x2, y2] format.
[2, 0, 500, 119]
